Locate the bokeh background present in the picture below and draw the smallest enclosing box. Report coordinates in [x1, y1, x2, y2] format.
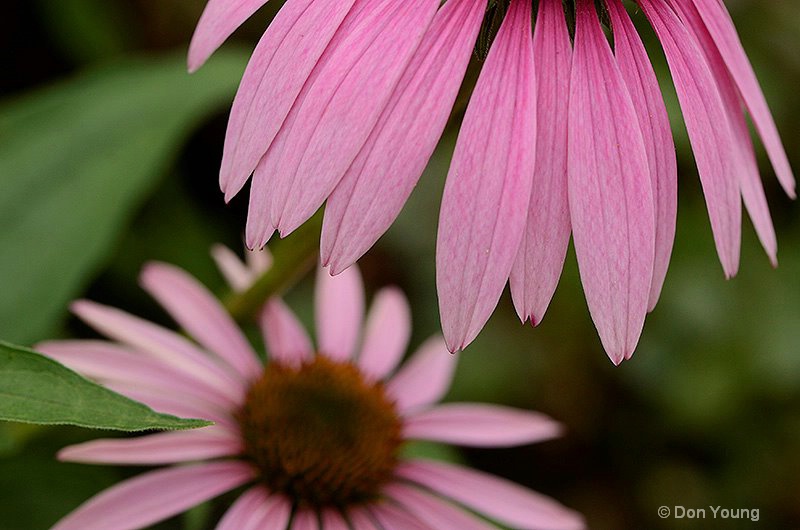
[2, 0, 799, 528]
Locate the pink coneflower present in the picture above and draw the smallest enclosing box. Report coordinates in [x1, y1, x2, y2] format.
[40, 257, 584, 529]
[189, 0, 794, 364]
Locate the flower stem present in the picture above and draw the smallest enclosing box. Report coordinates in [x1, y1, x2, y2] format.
[224, 212, 322, 321]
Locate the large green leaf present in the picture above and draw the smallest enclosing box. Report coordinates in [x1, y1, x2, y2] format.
[0, 341, 211, 430]
[0, 49, 246, 344]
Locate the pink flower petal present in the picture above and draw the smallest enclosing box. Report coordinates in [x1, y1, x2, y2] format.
[221, 0, 356, 203]
[246, 177, 277, 250]
[245, 247, 273, 274]
[37, 340, 239, 410]
[140, 262, 262, 381]
[53, 461, 254, 530]
[403, 403, 562, 447]
[216, 487, 269, 530]
[211, 244, 259, 292]
[357, 287, 411, 381]
[368, 503, 431, 530]
[638, 0, 741, 278]
[188, 0, 270, 72]
[105, 382, 233, 427]
[291, 509, 318, 530]
[384, 483, 495, 530]
[568, 0, 655, 364]
[57, 428, 240, 465]
[315, 265, 364, 362]
[264, 0, 440, 236]
[69, 300, 245, 403]
[436, 0, 536, 352]
[259, 298, 313, 367]
[691, 0, 795, 198]
[605, 0, 678, 311]
[347, 508, 380, 530]
[386, 336, 456, 413]
[396, 459, 585, 530]
[670, 0, 777, 265]
[509, 0, 572, 326]
[217, 488, 292, 530]
[320, 509, 349, 530]
[321, 0, 488, 273]
[258, 495, 293, 530]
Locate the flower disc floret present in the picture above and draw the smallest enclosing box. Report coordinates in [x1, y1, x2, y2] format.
[237, 356, 402, 507]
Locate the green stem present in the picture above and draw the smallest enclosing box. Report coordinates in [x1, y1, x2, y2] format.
[224, 212, 322, 321]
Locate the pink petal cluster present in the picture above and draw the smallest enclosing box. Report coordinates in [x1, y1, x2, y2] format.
[41, 252, 584, 529]
[189, 0, 794, 364]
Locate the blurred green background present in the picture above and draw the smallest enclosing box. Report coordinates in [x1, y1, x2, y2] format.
[1, 0, 799, 528]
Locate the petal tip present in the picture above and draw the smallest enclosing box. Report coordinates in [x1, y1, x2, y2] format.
[138, 261, 170, 287]
[56, 446, 76, 462]
[443, 336, 461, 354]
[608, 351, 627, 366]
[69, 299, 94, 316]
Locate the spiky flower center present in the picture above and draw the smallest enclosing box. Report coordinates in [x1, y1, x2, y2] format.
[237, 356, 403, 508]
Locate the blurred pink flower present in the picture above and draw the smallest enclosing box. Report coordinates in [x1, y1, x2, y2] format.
[41, 258, 584, 529]
[189, 0, 794, 364]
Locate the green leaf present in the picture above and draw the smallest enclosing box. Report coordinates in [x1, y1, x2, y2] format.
[0, 49, 247, 344]
[0, 341, 212, 431]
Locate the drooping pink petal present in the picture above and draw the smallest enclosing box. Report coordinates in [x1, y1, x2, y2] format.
[568, 0, 655, 364]
[385, 483, 495, 530]
[140, 262, 262, 381]
[606, 0, 678, 311]
[37, 340, 239, 410]
[509, 0, 572, 326]
[315, 265, 364, 362]
[259, 298, 313, 367]
[320, 0, 488, 273]
[188, 0, 270, 72]
[217, 488, 292, 530]
[53, 461, 254, 530]
[246, 174, 277, 250]
[368, 503, 431, 530]
[436, 0, 536, 352]
[670, 0, 776, 265]
[385, 336, 455, 413]
[691, 0, 796, 198]
[70, 300, 245, 403]
[320, 509, 349, 530]
[357, 287, 411, 381]
[261, 0, 440, 237]
[638, 0, 741, 277]
[403, 403, 562, 447]
[396, 459, 585, 530]
[220, 0, 357, 203]
[291, 509, 318, 530]
[57, 428, 240, 465]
